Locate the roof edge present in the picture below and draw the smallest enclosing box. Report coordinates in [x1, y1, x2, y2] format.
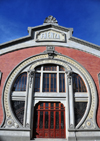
[70, 36, 100, 51]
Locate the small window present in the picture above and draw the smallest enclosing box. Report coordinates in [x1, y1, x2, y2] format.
[12, 73, 27, 91]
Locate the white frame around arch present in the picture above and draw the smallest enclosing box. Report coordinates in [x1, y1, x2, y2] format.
[1, 53, 98, 140]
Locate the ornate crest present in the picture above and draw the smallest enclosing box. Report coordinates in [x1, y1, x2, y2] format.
[44, 15, 58, 24]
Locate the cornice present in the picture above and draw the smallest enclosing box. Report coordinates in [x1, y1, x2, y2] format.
[70, 36, 100, 51]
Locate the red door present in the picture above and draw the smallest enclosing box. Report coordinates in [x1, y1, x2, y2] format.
[33, 102, 65, 138]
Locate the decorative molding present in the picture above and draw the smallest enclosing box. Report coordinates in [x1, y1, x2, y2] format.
[44, 15, 58, 25]
[65, 70, 73, 85]
[28, 70, 35, 88]
[6, 117, 14, 127]
[42, 46, 61, 59]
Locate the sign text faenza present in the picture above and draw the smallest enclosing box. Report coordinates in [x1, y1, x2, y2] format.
[41, 32, 60, 39]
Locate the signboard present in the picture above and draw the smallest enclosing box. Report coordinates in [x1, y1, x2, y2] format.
[35, 29, 66, 42]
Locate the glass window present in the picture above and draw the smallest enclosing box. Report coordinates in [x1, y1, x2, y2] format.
[43, 64, 57, 71]
[43, 73, 57, 92]
[72, 73, 87, 92]
[59, 74, 65, 92]
[11, 101, 25, 125]
[74, 102, 87, 126]
[34, 73, 41, 92]
[12, 73, 27, 91]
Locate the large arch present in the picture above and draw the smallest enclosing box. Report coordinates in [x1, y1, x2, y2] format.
[1, 52, 98, 139]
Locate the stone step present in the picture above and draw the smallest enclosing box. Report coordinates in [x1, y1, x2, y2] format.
[31, 139, 67, 141]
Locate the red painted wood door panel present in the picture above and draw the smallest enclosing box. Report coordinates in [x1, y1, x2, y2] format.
[34, 102, 65, 138]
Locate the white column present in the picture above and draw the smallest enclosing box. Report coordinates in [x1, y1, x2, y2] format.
[24, 70, 35, 128]
[67, 72, 75, 129]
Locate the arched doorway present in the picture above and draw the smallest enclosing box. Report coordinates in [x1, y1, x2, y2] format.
[33, 102, 65, 138]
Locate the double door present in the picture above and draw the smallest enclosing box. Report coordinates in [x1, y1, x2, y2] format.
[34, 102, 65, 138]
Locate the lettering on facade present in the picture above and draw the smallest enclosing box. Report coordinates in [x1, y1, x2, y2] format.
[36, 30, 66, 42]
[41, 32, 60, 39]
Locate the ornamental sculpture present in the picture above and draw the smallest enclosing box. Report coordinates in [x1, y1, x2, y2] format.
[44, 15, 58, 24]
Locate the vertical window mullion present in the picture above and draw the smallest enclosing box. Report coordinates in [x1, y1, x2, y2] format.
[57, 66, 59, 93]
[40, 66, 43, 93]
[49, 74, 51, 92]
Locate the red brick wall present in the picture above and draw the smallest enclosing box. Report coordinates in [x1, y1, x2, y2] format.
[0, 47, 46, 125]
[0, 46, 100, 127]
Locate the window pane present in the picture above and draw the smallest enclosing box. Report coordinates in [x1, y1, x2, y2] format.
[56, 112, 59, 129]
[40, 103, 43, 109]
[43, 65, 57, 71]
[45, 103, 48, 109]
[13, 73, 27, 91]
[74, 102, 87, 126]
[39, 111, 43, 129]
[59, 74, 65, 92]
[51, 74, 56, 92]
[11, 101, 25, 125]
[35, 66, 41, 71]
[45, 112, 48, 128]
[50, 111, 54, 129]
[34, 73, 41, 92]
[56, 103, 59, 109]
[61, 112, 64, 129]
[59, 66, 65, 71]
[72, 73, 87, 92]
[43, 74, 57, 92]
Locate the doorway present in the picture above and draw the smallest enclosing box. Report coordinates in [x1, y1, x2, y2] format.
[33, 102, 65, 138]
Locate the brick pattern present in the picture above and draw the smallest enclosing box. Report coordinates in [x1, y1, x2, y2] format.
[0, 46, 100, 127]
[0, 47, 46, 125]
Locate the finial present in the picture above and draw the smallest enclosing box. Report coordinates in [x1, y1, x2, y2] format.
[44, 15, 58, 25]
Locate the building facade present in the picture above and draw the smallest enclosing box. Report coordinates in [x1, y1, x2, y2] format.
[0, 16, 100, 141]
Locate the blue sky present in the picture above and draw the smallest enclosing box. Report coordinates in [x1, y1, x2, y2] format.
[0, 0, 100, 46]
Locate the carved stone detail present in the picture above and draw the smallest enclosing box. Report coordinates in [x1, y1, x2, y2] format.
[28, 70, 35, 88]
[43, 46, 61, 59]
[6, 118, 14, 127]
[44, 15, 58, 25]
[66, 70, 72, 85]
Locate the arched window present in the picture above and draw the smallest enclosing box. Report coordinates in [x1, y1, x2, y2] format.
[10, 65, 88, 128]
[11, 72, 27, 125]
[12, 72, 27, 91]
[72, 73, 87, 127]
